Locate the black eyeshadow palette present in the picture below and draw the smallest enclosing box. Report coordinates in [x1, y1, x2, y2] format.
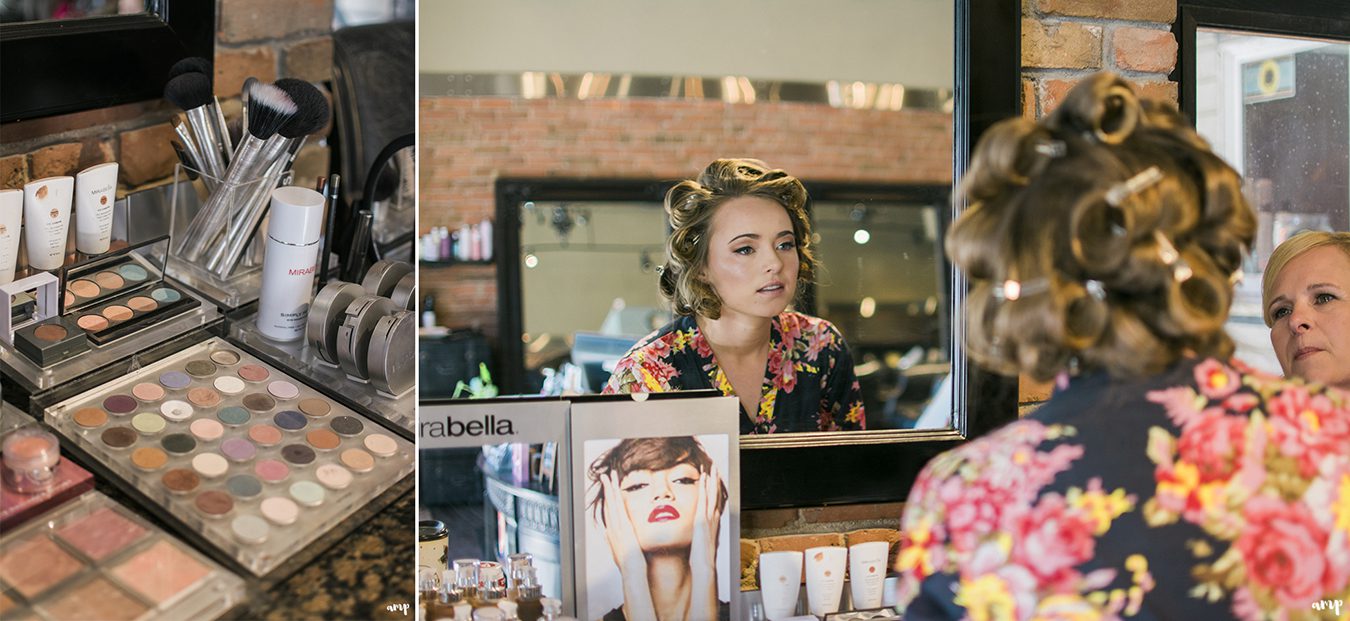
[42, 337, 415, 578]
[70, 283, 195, 345]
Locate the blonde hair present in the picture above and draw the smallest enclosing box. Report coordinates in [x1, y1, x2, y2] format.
[947, 73, 1256, 381]
[1261, 230, 1350, 326]
[659, 158, 816, 319]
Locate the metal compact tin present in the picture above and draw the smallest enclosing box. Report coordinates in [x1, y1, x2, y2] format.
[361, 259, 412, 298]
[389, 272, 416, 311]
[368, 310, 414, 396]
[336, 295, 398, 380]
[307, 282, 365, 365]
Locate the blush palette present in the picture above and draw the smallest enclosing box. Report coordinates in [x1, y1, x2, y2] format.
[0, 491, 244, 620]
[42, 337, 415, 577]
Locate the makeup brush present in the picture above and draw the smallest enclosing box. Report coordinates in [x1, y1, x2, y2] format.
[206, 80, 330, 276]
[177, 81, 296, 260]
[237, 76, 259, 153]
[164, 72, 227, 179]
[168, 56, 232, 158]
[168, 56, 212, 78]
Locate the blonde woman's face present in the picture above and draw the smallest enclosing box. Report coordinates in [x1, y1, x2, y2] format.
[619, 463, 701, 551]
[1267, 245, 1350, 390]
[702, 196, 800, 320]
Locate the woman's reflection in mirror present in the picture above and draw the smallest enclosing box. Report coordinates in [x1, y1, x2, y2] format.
[603, 158, 867, 434]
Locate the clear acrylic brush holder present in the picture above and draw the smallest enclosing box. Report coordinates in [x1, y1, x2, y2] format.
[167, 163, 286, 309]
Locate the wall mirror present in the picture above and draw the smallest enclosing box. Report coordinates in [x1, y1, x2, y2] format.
[0, 0, 213, 122]
[422, 0, 1020, 507]
[1177, 0, 1350, 377]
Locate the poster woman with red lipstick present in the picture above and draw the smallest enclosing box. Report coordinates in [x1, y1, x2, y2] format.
[584, 436, 731, 621]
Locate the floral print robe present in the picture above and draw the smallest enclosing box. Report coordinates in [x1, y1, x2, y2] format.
[895, 357, 1350, 620]
[602, 311, 865, 434]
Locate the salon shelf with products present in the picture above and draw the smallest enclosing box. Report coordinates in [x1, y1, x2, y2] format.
[422, 260, 495, 268]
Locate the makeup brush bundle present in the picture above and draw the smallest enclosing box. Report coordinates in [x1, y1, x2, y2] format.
[165, 59, 331, 279]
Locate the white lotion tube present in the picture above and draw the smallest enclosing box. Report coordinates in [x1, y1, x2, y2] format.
[0, 190, 20, 284]
[758, 551, 803, 620]
[804, 546, 847, 618]
[847, 541, 889, 610]
[257, 186, 325, 341]
[22, 176, 74, 271]
[74, 162, 118, 254]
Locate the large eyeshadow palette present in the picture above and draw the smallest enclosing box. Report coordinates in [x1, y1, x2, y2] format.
[0, 491, 245, 620]
[43, 337, 415, 577]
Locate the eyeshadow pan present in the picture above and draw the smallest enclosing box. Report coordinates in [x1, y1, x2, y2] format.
[131, 382, 165, 401]
[185, 359, 217, 377]
[248, 424, 282, 446]
[305, 429, 341, 450]
[110, 539, 209, 605]
[280, 444, 316, 465]
[242, 393, 275, 412]
[116, 264, 149, 282]
[194, 490, 234, 517]
[131, 447, 168, 471]
[131, 412, 166, 434]
[226, 474, 262, 498]
[330, 415, 364, 436]
[54, 507, 146, 561]
[255, 459, 290, 483]
[260, 497, 299, 525]
[231, 515, 270, 544]
[93, 271, 125, 290]
[220, 438, 257, 462]
[289, 481, 325, 507]
[103, 394, 137, 414]
[210, 350, 241, 365]
[101, 426, 137, 448]
[159, 371, 192, 389]
[214, 376, 246, 395]
[63, 292, 76, 307]
[38, 576, 148, 621]
[72, 407, 107, 428]
[126, 296, 157, 312]
[160, 400, 193, 421]
[364, 433, 399, 457]
[77, 314, 109, 331]
[191, 453, 229, 478]
[190, 418, 225, 441]
[188, 387, 222, 408]
[161, 433, 197, 454]
[102, 305, 133, 322]
[298, 398, 331, 417]
[316, 464, 353, 490]
[340, 448, 375, 472]
[0, 536, 83, 598]
[33, 324, 68, 341]
[217, 406, 250, 426]
[162, 468, 200, 493]
[68, 279, 100, 298]
[273, 410, 307, 430]
[267, 380, 299, 400]
[238, 364, 270, 382]
[150, 287, 181, 303]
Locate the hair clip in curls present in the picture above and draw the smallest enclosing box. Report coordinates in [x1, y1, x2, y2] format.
[1034, 140, 1066, 158]
[1228, 268, 1244, 286]
[992, 278, 1050, 301]
[1153, 230, 1194, 282]
[1105, 166, 1164, 207]
[1085, 279, 1106, 300]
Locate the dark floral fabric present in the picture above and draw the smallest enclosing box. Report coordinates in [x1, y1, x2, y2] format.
[895, 357, 1350, 621]
[602, 311, 865, 434]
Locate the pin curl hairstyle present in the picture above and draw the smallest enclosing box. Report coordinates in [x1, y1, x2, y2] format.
[948, 72, 1257, 381]
[659, 158, 816, 319]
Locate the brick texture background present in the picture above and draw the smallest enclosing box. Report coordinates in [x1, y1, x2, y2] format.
[0, 0, 335, 195]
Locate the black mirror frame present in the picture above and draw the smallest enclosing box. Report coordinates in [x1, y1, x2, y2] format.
[1174, 0, 1350, 128]
[0, 0, 215, 123]
[489, 0, 1021, 509]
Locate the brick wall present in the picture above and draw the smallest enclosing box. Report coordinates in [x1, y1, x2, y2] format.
[0, 1, 334, 194]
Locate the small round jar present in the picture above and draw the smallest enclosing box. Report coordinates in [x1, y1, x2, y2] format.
[418, 519, 450, 588]
[2, 427, 61, 493]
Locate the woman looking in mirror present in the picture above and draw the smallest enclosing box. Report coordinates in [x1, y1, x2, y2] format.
[893, 73, 1349, 619]
[1262, 231, 1350, 390]
[587, 437, 730, 621]
[603, 158, 866, 434]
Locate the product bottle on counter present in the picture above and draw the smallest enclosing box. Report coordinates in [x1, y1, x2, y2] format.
[422, 293, 438, 328]
[497, 601, 520, 621]
[427, 570, 464, 621]
[453, 559, 481, 602]
[256, 186, 326, 341]
[512, 567, 544, 621]
[539, 598, 577, 621]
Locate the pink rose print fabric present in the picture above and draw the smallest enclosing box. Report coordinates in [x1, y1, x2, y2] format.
[603, 311, 865, 434]
[896, 357, 1350, 620]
